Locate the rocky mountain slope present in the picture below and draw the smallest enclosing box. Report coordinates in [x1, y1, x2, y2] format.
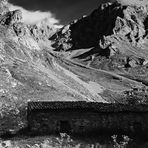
[0, 0, 147, 135]
[51, 1, 148, 102]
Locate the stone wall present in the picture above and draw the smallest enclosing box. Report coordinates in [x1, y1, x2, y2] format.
[28, 110, 148, 135]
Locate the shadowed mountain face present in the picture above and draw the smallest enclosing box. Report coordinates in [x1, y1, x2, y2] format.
[0, 0, 148, 136]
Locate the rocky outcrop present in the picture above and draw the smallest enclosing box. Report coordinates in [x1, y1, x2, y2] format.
[0, 9, 22, 26]
[29, 18, 57, 42]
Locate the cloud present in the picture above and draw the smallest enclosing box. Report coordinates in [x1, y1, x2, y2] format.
[8, 3, 62, 28]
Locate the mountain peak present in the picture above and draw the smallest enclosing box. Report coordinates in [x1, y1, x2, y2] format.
[51, 2, 148, 50]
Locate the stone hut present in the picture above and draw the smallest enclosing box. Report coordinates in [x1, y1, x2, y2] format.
[27, 101, 148, 135]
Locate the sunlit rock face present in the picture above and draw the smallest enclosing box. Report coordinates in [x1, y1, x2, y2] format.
[0, 0, 148, 136]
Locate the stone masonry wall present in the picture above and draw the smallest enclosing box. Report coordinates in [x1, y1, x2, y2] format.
[28, 110, 148, 135]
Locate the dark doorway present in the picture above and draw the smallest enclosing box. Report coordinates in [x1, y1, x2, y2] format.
[60, 120, 71, 133]
[133, 122, 142, 133]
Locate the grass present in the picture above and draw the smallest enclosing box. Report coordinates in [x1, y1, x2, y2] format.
[1, 132, 148, 148]
[0, 133, 144, 148]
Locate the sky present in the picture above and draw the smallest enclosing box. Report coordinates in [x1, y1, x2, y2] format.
[9, 0, 110, 25]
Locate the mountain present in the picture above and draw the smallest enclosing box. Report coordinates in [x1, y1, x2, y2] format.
[0, 0, 147, 135]
[50, 1, 148, 102]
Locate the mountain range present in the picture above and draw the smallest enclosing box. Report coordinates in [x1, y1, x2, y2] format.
[0, 0, 148, 135]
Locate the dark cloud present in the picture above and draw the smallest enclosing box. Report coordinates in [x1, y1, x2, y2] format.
[9, 0, 111, 24]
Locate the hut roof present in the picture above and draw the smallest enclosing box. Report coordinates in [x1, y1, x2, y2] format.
[28, 101, 148, 113]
